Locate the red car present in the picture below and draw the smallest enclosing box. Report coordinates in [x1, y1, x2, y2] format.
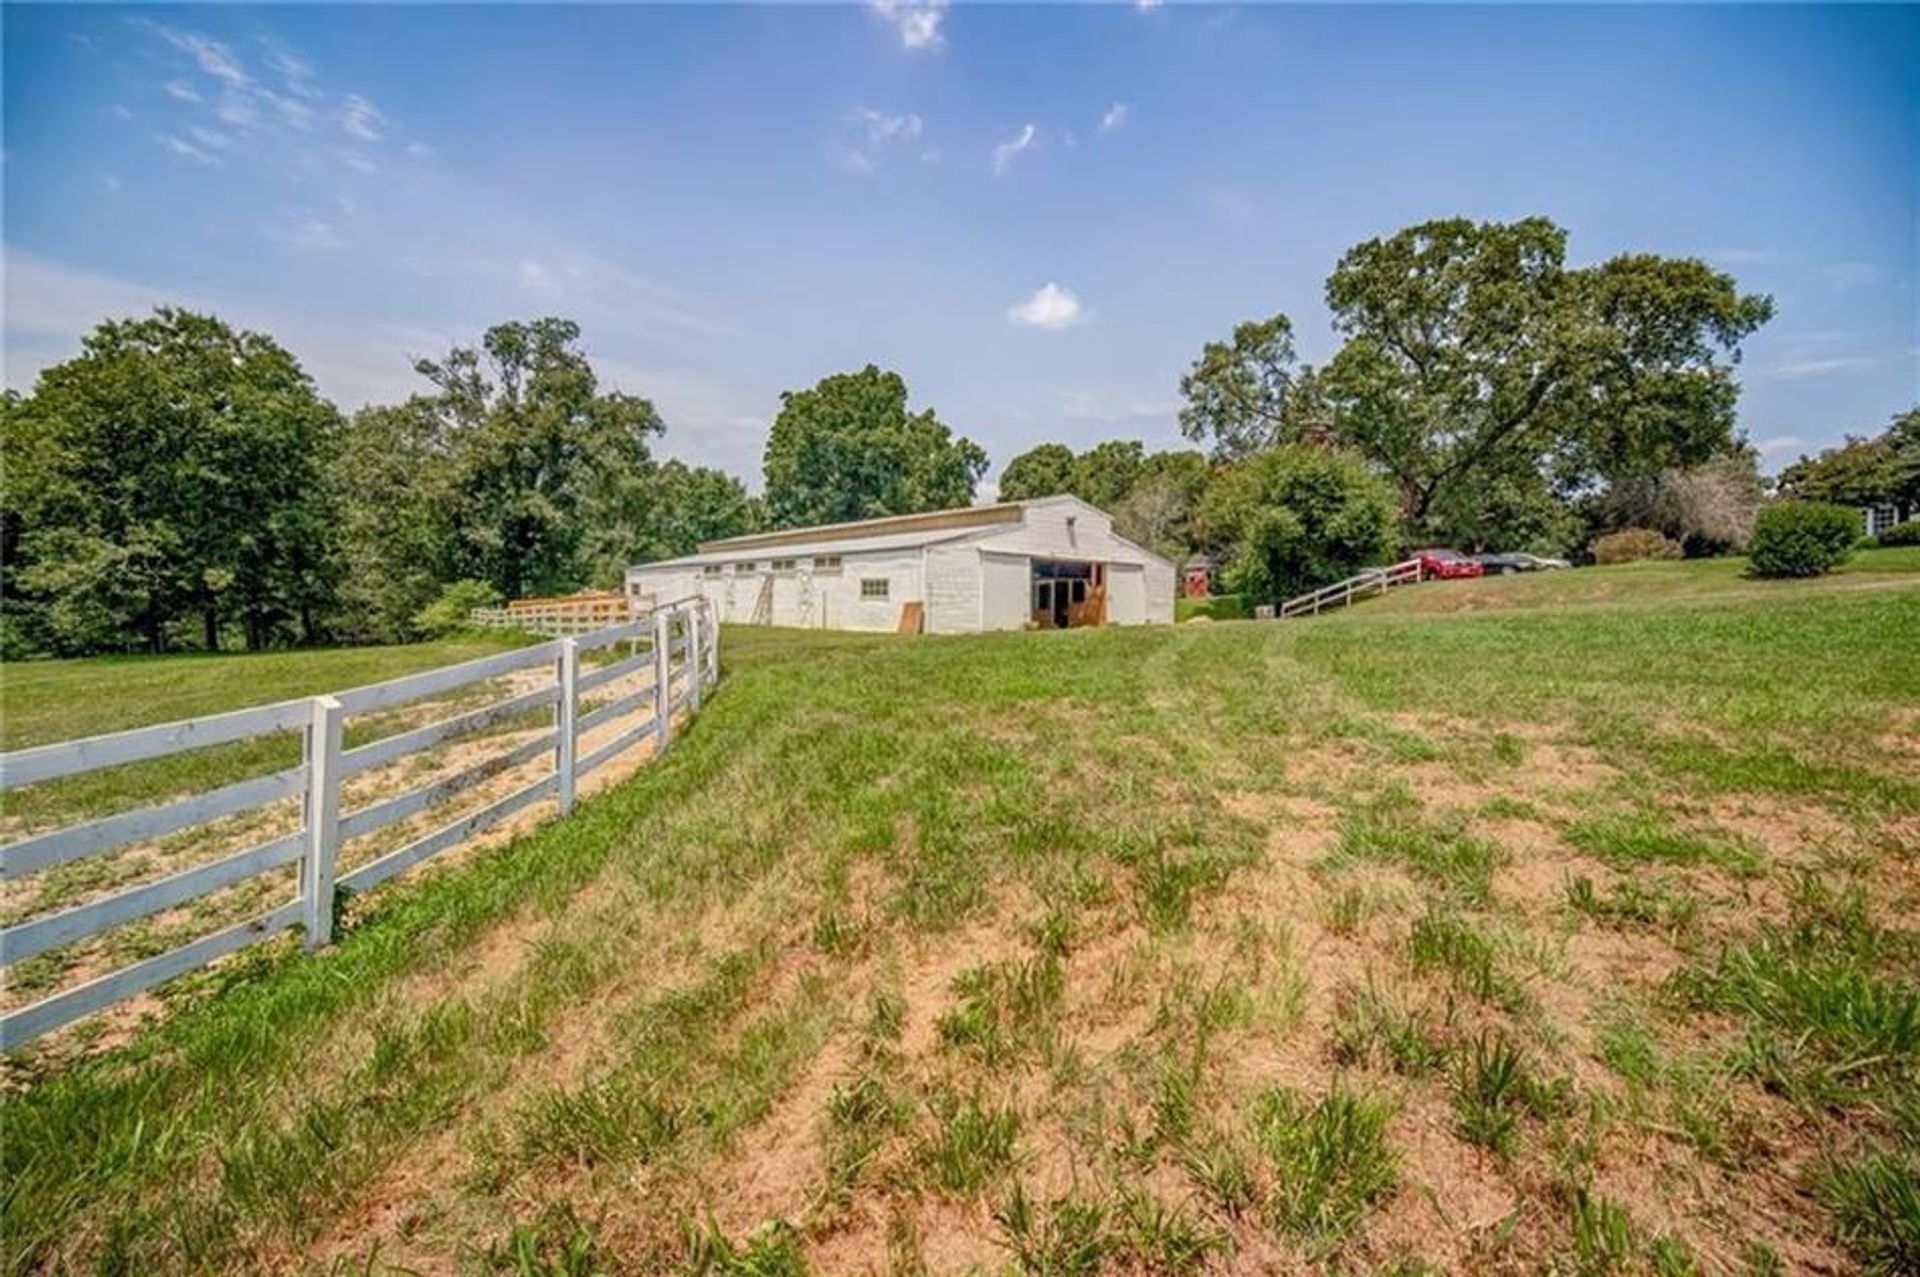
[1413, 547, 1485, 580]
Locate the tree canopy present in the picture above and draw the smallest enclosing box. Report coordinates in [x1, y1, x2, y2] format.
[1306, 217, 1773, 542]
[2, 309, 340, 654]
[1776, 409, 1920, 510]
[1200, 446, 1400, 603]
[998, 440, 1211, 560]
[762, 365, 987, 527]
[1177, 314, 1298, 461]
[417, 318, 664, 600]
[998, 443, 1078, 502]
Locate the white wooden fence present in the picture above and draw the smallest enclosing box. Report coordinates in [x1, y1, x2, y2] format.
[1278, 559, 1424, 618]
[0, 596, 718, 1050]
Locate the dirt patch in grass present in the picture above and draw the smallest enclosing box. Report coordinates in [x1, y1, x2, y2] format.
[1363, 1083, 1520, 1269]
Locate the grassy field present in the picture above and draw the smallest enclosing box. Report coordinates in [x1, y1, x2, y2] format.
[1, 635, 533, 750]
[3, 554, 1917, 1275]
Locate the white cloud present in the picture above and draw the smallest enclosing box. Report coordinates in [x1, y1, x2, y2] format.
[1823, 261, 1878, 289]
[841, 108, 925, 171]
[156, 134, 220, 165]
[154, 26, 250, 88]
[263, 42, 317, 96]
[519, 260, 558, 291]
[991, 123, 1036, 175]
[281, 220, 343, 252]
[340, 94, 387, 142]
[1135, 0, 1162, 9]
[2, 242, 726, 424]
[1755, 435, 1805, 458]
[217, 93, 262, 129]
[1059, 390, 1178, 422]
[1203, 187, 1256, 229]
[852, 107, 923, 146]
[1007, 282, 1084, 330]
[140, 24, 402, 183]
[867, 0, 946, 50]
[1099, 103, 1129, 133]
[187, 125, 234, 152]
[1760, 354, 1881, 380]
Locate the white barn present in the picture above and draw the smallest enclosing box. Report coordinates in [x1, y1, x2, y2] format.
[625, 496, 1176, 634]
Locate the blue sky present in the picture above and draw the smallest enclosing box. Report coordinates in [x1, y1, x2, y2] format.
[5, 3, 1915, 491]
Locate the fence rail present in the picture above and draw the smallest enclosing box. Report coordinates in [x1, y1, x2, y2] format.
[468, 593, 637, 637]
[1277, 559, 1424, 619]
[0, 596, 718, 1050]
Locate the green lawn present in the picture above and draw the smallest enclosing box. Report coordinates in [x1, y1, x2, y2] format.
[1361, 544, 1920, 617]
[2, 563, 1916, 1276]
[2, 635, 529, 751]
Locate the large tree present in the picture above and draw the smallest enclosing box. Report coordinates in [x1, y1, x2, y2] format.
[1273, 217, 1772, 540]
[621, 460, 761, 565]
[998, 443, 1078, 502]
[409, 318, 664, 600]
[762, 365, 986, 527]
[1114, 450, 1211, 560]
[2, 308, 341, 654]
[1178, 314, 1299, 461]
[329, 398, 452, 644]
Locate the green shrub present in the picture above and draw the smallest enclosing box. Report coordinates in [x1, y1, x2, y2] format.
[1176, 593, 1248, 623]
[411, 579, 503, 638]
[1873, 520, 1920, 548]
[1592, 528, 1682, 565]
[1203, 446, 1401, 605]
[1748, 502, 1857, 579]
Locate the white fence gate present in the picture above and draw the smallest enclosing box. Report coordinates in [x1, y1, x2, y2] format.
[0, 597, 719, 1050]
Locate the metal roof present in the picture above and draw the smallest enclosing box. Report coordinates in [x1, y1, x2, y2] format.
[628, 523, 1003, 571]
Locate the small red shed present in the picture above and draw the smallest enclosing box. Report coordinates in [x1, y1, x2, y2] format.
[1183, 554, 1214, 599]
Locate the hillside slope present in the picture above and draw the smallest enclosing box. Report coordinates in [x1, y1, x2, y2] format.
[1353, 544, 1920, 618]
[4, 571, 1917, 1275]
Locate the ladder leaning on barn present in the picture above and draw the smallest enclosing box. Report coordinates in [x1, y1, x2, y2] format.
[1278, 559, 1424, 619]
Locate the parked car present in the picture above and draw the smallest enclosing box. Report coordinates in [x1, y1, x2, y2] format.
[1413, 547, 1485, 579]
[1474, 552, 1570, 574]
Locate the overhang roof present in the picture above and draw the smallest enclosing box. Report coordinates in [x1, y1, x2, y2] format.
[696, 502, 1025, 554]
[629, 524, 991, 571]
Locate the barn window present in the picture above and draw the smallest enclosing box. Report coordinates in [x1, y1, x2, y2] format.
[734, 561, 757, 573]
[702, 565, 722, 577]
[770, 558, 797, 572]
[813, 555, 843, 573]
[860, 578, 890, 600]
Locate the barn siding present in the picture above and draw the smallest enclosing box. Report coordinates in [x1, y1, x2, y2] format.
[981, 552, 1031, 631]
[626, 496, 1174, 633]
[627, 546, 926, 632]
[924, 545, 983, 634]
[1108, 564, 1147, 625]
[1143, 560, 1175, 624]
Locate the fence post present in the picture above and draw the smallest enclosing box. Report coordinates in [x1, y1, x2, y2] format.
[705, 600, 719, 687]
[302, 695, 344, 950]
[687, 607, 704, 713]
[556, 637, 578, 817]
[653, 608, 673, 755]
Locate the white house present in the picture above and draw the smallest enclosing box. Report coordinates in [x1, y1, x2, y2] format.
[624, 495, 1176, 634]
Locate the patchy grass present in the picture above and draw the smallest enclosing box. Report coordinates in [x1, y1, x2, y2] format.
[1, 562, 1916, 1274]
